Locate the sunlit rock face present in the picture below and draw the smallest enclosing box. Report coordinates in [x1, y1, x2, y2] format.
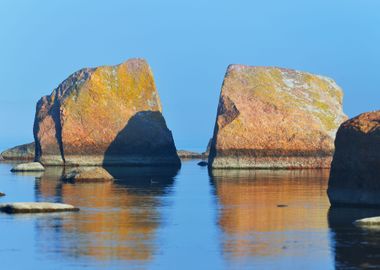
[1, 142, 35, 160]
[328, 111, 380, 206]
[209, 65, 347, 169]
[33, 59, 180, 166]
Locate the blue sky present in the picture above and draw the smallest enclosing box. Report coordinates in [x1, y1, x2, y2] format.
[0, 0, 379, 151]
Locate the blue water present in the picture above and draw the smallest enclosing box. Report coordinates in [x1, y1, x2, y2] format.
[0, 160, 380, 269]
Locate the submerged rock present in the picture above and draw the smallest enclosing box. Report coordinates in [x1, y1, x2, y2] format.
[209, 65, 347, 169]
[327, 111, 380, 207]
[33, 58, 180, 167]
[1, 142, 35, 160]
[197, 161, 208, 167]
[63, 167, 113, 183]
[11, 162, 45, 172]
[0, 202, 79, 213]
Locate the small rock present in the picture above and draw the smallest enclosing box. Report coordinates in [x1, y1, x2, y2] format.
[63, 167, 113, 183]
[11, 162, 45, 172]
[0, 192, 5, 197]
[197, 161, 208, 167]
[354, 217, 380, 226]
[0, 202, 79, 214]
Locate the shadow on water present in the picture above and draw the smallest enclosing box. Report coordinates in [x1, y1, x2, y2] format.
[209, 169, 331, 262]
[102, 111, 180, 167]
[33, 165, 179, 263]
[328, 207, 380, 269]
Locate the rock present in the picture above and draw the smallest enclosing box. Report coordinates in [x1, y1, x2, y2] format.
[0, 192, 5, 197]
[0, 202, 79, 213]
[201, 138, 212, 157]
[33, 58, 180, 167]
[197, 161, 208, 167]
[177, 150, 203, 159]
[327, 111, 380, 207]
[11, 162, 45, 172]
[63, 167, 113, 183]
[209, 65, 347, 169]
[1, 142, 35, 160]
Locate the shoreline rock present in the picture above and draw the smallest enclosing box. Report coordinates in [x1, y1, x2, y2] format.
[33, 58, 180, 167]
[0, 202, 79, 214]
[209, 65, 347, 169]
[1, 142, 35, 160]
[63, 167, 114, 183]
[11, 162, 45, 172]
[328, 111, 380, 207]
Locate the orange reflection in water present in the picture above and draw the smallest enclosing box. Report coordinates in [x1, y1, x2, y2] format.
[36, 167, 175, 262]
[211, 169, 330, 258]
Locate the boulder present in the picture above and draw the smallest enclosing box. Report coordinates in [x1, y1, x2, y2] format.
[33, 58, 180, 167]
[1, 142, 35, 160]
[0, 202, 79, 213]
[11, 162, 45, 172]
[197, 161, 208, 167]
[209, 65, 347, 169]
[327, 111, 380, 206]
[63, 167, 113, 183]
[0, 192, 5, 197]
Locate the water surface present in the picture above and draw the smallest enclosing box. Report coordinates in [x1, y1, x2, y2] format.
[0, 160, 379, 269]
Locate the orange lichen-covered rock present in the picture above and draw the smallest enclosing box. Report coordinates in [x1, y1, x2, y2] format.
[328, 111, 380, 206]
[209, 65, 347, 169]
[33, 59, 180, 166]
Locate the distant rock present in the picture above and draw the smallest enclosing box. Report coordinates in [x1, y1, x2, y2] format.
[33, 58, 180, 167]
[177, 150, 203, 159]
[197, 161, 208, 167]
[0, 202, 79, 213]
[11, 162, 45, 172]
[328, 111, 380, 207]
[0, 192, 5, 197]
[63, 167, 113, 183]
[209, 65, 347, 169]
[1, 142, 35, 160]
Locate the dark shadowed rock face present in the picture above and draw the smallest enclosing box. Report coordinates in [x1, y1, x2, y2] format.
[328, 111, 380, 207]
[1, 142, 35, 160]
[33, 59, 180, 167]
[209, 65, 347, 169]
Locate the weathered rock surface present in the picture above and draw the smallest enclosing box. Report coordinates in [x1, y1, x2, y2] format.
[11, 162, 45, 172]
[209, 65, 347, 169]
[327, 111, 380, 207]
[1, 142, 35, 160]
[33, 58, 180, 166]
[0, 202, 79, 213]
[63, 167, 114, 182]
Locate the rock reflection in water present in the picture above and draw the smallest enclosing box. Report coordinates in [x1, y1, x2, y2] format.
[210, 169, 330, 261]
[328, 207, 380, 269]
[34, 166, 178, 262]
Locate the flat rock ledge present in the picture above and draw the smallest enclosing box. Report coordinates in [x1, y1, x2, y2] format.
[0, 202, 79, 214]
[63, 167, 114, 183]
[11, 162, 45, 172]
[354, 217, 380, 229]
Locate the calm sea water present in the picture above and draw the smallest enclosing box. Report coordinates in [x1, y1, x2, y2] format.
[0, 160, 380, 270]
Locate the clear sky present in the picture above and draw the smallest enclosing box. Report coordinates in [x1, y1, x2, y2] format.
[0, 0, 379, 151]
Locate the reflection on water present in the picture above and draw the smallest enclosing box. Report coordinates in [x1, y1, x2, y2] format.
[210, 169, 332, 266]
[328, 207, 380, 269]
[34, 166, 178, 262]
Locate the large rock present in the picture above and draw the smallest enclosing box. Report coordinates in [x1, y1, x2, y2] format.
[63, 167, 114, 183]
[0, 202, 79, 213]
[209, 65, 347, 169]
[33, 59, 180, 166]
[327, 111, 380, 207]
[11, 162, 45, 172]
[1, 142, 35, 160]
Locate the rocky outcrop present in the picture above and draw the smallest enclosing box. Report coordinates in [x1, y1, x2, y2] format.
[33, 59, 180, 167]
[11, 162, 45, 172]
[177, 150, 204, 159]
[1, 142, 35, 160]
[0, 202, 79, 213]
[209, 65, 347, 169]
[63, 167, 113, 182]
[327, 111, 380, 207]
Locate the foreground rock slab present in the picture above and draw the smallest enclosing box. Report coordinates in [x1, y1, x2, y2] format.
[354, 217, 380, 226]
[1, 142, 35, 160]
[11, 162, 45, 172]
[0, 202, 79, 213]
[63, 167, 113, 183]
[209, 65, 347, 169]
[328, 111, 380, 207]
[34, 58, 180, 167]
